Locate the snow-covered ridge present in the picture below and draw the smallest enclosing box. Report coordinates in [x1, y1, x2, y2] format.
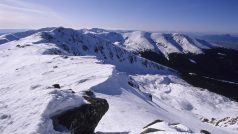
[0, 27, 175, 74]
[81, 28, 214, 58]
[0, 27, 215, 58]
[29, 27, 173, 74]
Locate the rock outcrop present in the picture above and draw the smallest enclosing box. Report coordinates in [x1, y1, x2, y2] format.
[141, 119, 193, 134]
[52, 94, 109, 134]
[201, 116, 238, 128]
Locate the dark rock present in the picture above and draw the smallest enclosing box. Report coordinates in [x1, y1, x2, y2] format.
[68, 89, 75, 94]
[168, 123, 180, 126]
[140, 128, 164, 134]
[143, 119, 163, 129]
[52, 84, 61, 89]
[0, 114, 9, 120]
[85, 90, 95, 97]
[228, 116, 238, 125]
[94, 47, 99, 53]
[61, 44, 69, 51]
[30, 84, 41, 90]
[62, 55, 69, 59]
[144, 92, 152, 101]
[53, 66, 58, 68]
[96, 132, 129, 134]
[215, 116, 238, 126]
[16, 44, 31, 48]
[82, 45, 89, 51]
[24, 44, 31, 47]
[128, 77, 139, 89]
[16, 45, 21, 48]
[52, 96, 109, 134]
[200, 130, 211, 134]
[202, 118, 209, 123]
[42, 48, 64, 55]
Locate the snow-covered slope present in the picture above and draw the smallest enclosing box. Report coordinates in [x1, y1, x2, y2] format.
[0, 42, 113, 134]
[34, 27, 172, 74]
[0, 28, 54, 45]
[0, 27, 238, 134]
[82, 29, 214, 58]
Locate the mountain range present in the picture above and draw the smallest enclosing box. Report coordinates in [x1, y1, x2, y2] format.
[0, 27, 238, 134]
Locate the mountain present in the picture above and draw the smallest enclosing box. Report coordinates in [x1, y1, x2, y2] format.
[200, 34, 238, 43]
[0, 29, 28, 34]
[0, 27, 238, 134]
[81, 28, 238, 101]
[0, 28, 55, 45]
[198, 34, 238, 50]
[81, 29, 213, 58]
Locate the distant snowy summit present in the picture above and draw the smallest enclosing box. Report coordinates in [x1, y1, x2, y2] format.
[3, 27, 237, 60]
[2, 27, 237, 58]
[0, 27, 215, 58]
[80, 28, 215, 58]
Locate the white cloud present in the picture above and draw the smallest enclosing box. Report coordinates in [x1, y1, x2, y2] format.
[0, 0, 71, 29]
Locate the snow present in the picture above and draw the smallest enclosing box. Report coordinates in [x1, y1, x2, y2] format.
[0, 27, 238, 134]
[141, 121, 193, 133]
[0, 40, 113, 134]
[131, 74, 238, 118]
[122, 31, 155, 52]
[150, 33, 182, 58]
[39, 27, 172, 74]
[0, 28, 54, 45]
[189, 59, 197, 64]
[93, 73, 238, 134]
[130, 74, 238, 133]
[172, 33, 203, 54]
[202, 76, 238, 85]
[80, 28, 215, 59]
[0, 28, 215, 59]
[217, 52, 226, 56]
[83, 29, 214, 59]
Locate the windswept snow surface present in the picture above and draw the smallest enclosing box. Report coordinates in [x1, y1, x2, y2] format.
[0, 27, 238, 134]
[0, 40, 113, 134]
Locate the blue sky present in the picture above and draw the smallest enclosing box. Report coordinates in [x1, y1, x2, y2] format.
[0, 0, 238, 33]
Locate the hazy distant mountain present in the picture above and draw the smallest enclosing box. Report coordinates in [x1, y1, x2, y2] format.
[0, 29, 29, 34]
[0, 28, 55, 44]
[197, 34, 238, 50]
